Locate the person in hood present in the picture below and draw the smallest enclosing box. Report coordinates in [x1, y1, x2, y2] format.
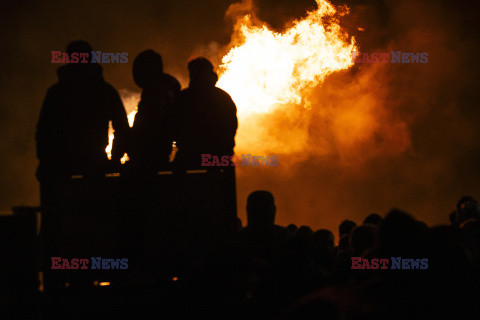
[36, 40, 129, 179]
[129, 49, 181, 173]
[175, 57, 238, 169]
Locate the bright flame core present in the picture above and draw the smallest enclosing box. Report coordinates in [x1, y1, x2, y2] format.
[217, 0, 357, 117]
[106, 0, 359, 163]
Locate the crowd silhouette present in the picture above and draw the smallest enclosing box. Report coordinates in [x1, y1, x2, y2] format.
[9, 40, 479, 319]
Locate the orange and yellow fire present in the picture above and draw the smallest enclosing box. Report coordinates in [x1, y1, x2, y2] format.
[107, 0, 358, 163]
[218, 0, 356, 116]
[105, 90, 139, 163]
[216, 0, 357, 155]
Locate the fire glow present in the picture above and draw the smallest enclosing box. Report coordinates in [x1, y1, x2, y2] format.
[217, 0, 357, 116]
[105, 90, 139, 163]
[106, 0, 358, 162]
[216, 0, 358, 156]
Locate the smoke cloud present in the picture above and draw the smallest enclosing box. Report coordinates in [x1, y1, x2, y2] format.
[231, 0, 480, 232]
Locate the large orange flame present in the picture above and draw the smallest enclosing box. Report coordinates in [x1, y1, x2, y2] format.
[216, 0, 357, 155]
[218, 0, 356, 116]
[107, 0, 358, 164]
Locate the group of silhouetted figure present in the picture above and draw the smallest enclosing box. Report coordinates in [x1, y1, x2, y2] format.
[35, 188, 480, 319]
[36, 40, 237, 179]
[173, 193, 479, 319]
[35, 40, 240, 315]
[33, 41, 480, 319]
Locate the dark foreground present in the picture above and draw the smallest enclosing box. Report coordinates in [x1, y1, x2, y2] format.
[2, 174, 480, 319]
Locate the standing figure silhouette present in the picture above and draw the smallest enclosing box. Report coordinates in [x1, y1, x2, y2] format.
[130, 50, 181, 173]
[36, 40, 129, 179]
[36, 40, 130, 291]
[175, 57, 238, 169]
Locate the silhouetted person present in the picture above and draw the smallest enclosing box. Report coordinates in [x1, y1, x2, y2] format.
[130, 50, 180, 173]
[363, 213, 382, 226]
[349, 224, 378, 256]
[339, 219, 357, 237]
[333, 220, 357, 280]
[457, 196, 476, 213]
[286, 223, 298, 235]
[296, 225, 314, 238]
[312, 229, 335, 272]
[116, 50, 181, 274]
[449, 211, 459, 229]
[286, 225, 315, 268]
[456, 196, 479, 226]
[37, 41, 129, 292]
[338, 219, 356, 252]
[239, 191, 290, 316]
[175, 57, 238, 169]
[240, 191, 288, 257]
[36, 41, 129, 179]
[246, 191, 276, 229]
[377, 209, 430, 257]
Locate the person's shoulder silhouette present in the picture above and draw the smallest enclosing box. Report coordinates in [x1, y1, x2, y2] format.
[36, 40, 129, 179]
[130, 50, 181, 171]
[175, 57, 238, 168]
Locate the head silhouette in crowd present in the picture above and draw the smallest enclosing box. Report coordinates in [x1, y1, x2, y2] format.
[456, 196, 479, 225]
[378, 209, 430, 257]
[350, 224, 378, 256]
[339, 219, 357, 237]
[66, 40, 93, 63]
[188, 57, 218, 87]
[338, 219, 357, 251]
[132, 49, 164, 89]
[363, 213, 382, 226]
[287, 224, 298, 235]
[313, 229, 335, 262]
[246, 190, 276, 228]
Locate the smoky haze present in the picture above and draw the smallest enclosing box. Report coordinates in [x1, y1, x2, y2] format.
[1, 0, 479, 235]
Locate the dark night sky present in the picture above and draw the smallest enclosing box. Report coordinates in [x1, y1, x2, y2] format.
[1, 0, 479, 233]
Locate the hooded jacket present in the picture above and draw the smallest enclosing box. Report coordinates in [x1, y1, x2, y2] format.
[36, 63, 129, 178]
